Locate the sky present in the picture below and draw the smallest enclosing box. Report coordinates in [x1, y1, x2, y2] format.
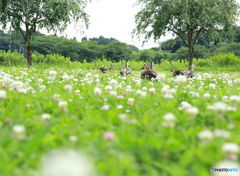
[44, 0, 240, 49]
[44, 0, 173, 49]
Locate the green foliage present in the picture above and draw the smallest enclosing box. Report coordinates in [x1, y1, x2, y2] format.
[215, 43, 240, 56]
[0, 50, 69, 65]
[135, 0, 239, 68]
[0, 65, 240, 176]
[102, 42, 133, 62]
[208, 53, 240, 66]
[0, 0, 89, 66]
[0, 50, 25, 65]
[175, 45, 209, 60]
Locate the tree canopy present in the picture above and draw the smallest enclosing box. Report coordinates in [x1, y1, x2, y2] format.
[0, 0, 89, 66]
[135, 0, 239, 70]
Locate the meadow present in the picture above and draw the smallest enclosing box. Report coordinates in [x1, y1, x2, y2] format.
[0, 62, 240, 176]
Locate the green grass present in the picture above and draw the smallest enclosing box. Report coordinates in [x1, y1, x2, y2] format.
[0, 64, 240, 176]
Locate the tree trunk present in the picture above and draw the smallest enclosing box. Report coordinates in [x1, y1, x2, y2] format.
[188, 45, 193, 70]
[26, 41, 32, 67]
[188, 31, 194, 71]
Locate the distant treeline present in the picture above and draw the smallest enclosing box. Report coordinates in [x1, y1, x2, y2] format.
[1, 27, 240, 63]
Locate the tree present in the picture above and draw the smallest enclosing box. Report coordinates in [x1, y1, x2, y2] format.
[135, 0, 239, 70]
[1, 0, 89, 66]
[103, 42, 133, 62]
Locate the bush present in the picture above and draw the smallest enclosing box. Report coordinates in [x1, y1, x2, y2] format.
[208, 53, 240, 66]
[215, 43, 240, 56]
[0, 50, 26, 65]
[0, 51, 70, 65]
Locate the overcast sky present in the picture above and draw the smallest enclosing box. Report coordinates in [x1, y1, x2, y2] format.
[47, 0, 172, 49]
[44, 0, 240, 49]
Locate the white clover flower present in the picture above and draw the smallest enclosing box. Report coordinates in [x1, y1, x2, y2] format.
[62, 74, 71, 81]
[94, 87, 101, 96]
[73, 78, 78, 82]
[118, 114, 128, 121]
[117, 105, 123, 109]
[156, 73, 166, 81]
[175, 75, 187, 84]
[75, 90, 80, 96]
[161, 85, 176, 99]
[105, 85, 112, 91]
[163, 113, 176, 121]
[49, 70, 57, 76]
[222, 96, 229, 102]
[53, 93, 61, 100]
[161, 113, 176, 128]
[136, 90, 143, 95]
[233, 78, 240, 85]
[13, 125, 25, 134]
[109, 90, 117, 96]
[207, 102, 236, 112]
[40, 85, 46, 90]
[11, 81, 24, 91]
[142, 87, 147, 91]
[161, 121, 175, 128]
[40, 150, 94, 176]
[38, 79, 44, 83]
[198, 130, 213, 140]
[127, 98, 134, 106]
[42, 113, 51, 120]
[0, 90, 7, 99]
[109, 79, 118, 89]
[149, 88, 156, 95]
[185, 107, 199, 117]
[190, 91, 200, 98]
[214, 130, 230, 139]
[222, 143, 240, 154]
[117, 95, 124, 99]
[64, 85, 73, 92]
[209, 83, 216, 89]
[58, 101, 68, 111]
[101, 105, 110, 110]
[69, 136, 78, 142]
[179, 101, 192, 111]
[203, 93, 211, 100]
[229, 95, 240, 103]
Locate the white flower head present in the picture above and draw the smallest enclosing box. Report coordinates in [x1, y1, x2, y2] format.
[203, 93, 211, 100]
[58, 101, 68, 111]
[0, 90, 7, 99]
[156, 73, 166, 81]
[163, 113, 176, 122]
[233, 78, 240, 85]
[207, 102, 236, 112]
[64, 85, 73, 92]
[109, 79, 118, 89]
[49, 70, 57, 76]
[175, 75, 187, 84]
[114, 103, 122, 108]
[222, 143, 240, 154]
[149, 88, 156, 95]
[198, 130, 213, 140]
[127, 98, 134, 106]
[185, 107, 199, 117]
[13, 125, 25, 134]
[39, 150, 94, 176]
[69, 136, 78, 142]
[42, 113, 51, 120]
[101, 105, 110, 110]
[94, 87, 101, 96]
